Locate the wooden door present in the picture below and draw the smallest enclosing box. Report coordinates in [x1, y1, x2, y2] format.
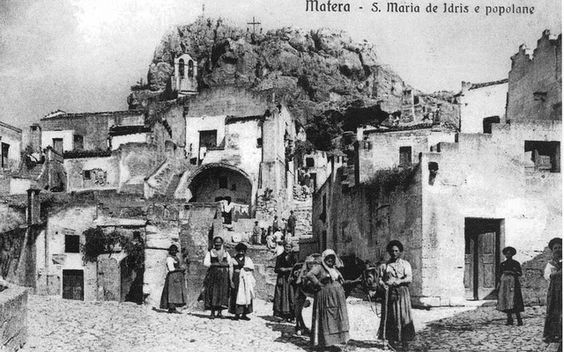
[478, 232, 496, 299]
[97, 257, 120, 301]
[62, 270, 84, 300]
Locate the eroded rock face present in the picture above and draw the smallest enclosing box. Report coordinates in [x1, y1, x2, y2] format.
[138, 18, 458, 149]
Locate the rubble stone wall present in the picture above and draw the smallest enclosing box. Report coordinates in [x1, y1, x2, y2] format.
[0, 284, 27, 351]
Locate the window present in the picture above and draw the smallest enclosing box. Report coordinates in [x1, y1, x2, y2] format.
[178, 59, 185, 78]
[199, 130, 217, 148]
[306, 157, 315, 167]
[53, 138, 63, 155]
[188, 60, 194, 78]
[73, 135, 84, 150]
[219, 176, 228, 189]
[482, 116, 500, 134]
[524, 141, 560, 173]
[65, 235, 80, 253]
[256, 138, 263, 148]
[399, 146, 412, 166]
[1, 143, 9, 168]
[83, 170, 91, 180]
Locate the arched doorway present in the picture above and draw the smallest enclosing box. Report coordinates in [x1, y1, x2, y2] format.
[186, 163, 253, 219]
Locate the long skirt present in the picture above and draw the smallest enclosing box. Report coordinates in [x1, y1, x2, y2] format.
[159, 271, 186, 310]
[229, 270, 253, 315]
[311, 282, 350, 347]
[203, 266, 230, 310]
[378, 286, 416, 342]
[544, 273, 562, 343]
[496, 273, 524, 313]
[273, 274, 294, 318]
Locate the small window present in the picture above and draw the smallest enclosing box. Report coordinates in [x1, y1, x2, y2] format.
[399, 146, 412, 166]
[306, 157, 315, 167]
[73, 135, 84, 150]
[84, 170, 91, 180]
[65, 235, 80, 253]
[219, 176, 228, 189]
[413, 96, 420, 105]
[256, 138, 263, 148]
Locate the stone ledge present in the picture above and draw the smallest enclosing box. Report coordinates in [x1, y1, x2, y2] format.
[0, 283, 28, 352]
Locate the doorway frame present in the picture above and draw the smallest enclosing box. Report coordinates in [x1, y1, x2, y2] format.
[464, 217, 505, 300]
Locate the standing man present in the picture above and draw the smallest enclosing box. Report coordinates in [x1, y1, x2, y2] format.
[287, 210, 297, 237]
[252, 221, 262, 245]
[272, 215, 280, 233]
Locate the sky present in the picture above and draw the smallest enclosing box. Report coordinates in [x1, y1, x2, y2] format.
[0, 0, 561, 130]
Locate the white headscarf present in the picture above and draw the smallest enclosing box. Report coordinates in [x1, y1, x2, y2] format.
[321, 249, 343, 282]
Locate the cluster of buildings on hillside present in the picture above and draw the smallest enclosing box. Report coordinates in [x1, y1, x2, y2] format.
[312, 30, 562, 306]
[0, 31, 560, 308]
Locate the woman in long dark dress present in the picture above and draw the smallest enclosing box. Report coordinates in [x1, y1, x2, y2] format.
[543, 237, 562, 344]
[305, 249, 349, 349]
[496, 246, 524, 325]
[229, 243, 255, 320]
[378, 240, 416, 350]
[159, 245, 186, 313]
[203, 236, 233, 319]
[273, 241, 297, 321]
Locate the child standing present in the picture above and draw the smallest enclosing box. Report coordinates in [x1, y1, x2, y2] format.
[497, 246, 524, 325]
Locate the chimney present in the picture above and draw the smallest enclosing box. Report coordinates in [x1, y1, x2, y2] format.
[26, 188, 40, 225]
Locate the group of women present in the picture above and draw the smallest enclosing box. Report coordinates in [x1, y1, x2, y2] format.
[161, 235, 562, 351]
[272, 239, 415, 351]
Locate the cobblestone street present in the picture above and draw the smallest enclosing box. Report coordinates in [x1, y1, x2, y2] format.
[21, 295, 552, 352]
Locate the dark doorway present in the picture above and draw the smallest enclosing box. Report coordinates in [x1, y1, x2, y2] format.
[120, 258, 144, 304]
[62, 269, 84, 300]
[464, 218, 503, 300]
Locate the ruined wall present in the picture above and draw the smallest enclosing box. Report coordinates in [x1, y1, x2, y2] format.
[0, 284, 27, 351]
[117, 143, 161, 194]
[161, 104, 186, 149]
[459, 81, 508, 133]
[64, 156, 120, 192]
[358, 129, 456, 183]
[507, 31, 562, 122]
[40, 111, 145, 151]
[312, 167, 424, 296]
[419, 120, 561, 305]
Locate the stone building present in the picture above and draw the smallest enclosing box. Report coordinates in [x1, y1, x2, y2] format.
[312, 31, 562, 306]
[3, 47, 301, 307]
[0, 121, 22, 171]
[458, 79, 508, 133]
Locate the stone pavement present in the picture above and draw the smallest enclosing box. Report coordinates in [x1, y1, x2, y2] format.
[20, 295, 553, 352]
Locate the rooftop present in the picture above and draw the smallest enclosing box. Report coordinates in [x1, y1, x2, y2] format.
[42, 110, 144, 121]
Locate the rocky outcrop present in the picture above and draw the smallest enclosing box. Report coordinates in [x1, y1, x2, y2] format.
[133, 17, 459, 150]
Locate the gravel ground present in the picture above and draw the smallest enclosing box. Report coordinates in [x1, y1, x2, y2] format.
[20, 295, 555, 352]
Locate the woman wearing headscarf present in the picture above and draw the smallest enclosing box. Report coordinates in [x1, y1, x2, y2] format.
[292, 253, 321, 335]
[229, 242, 255, 321]
[496, 246, 524, 325]
[159, 244, 186, 313]
[203, 236, 233, 319]
[378, 240, 415, 349]
[305, 249, 350, 349]
[273, 241, 297, 322]
[543, 237, 562, 344]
